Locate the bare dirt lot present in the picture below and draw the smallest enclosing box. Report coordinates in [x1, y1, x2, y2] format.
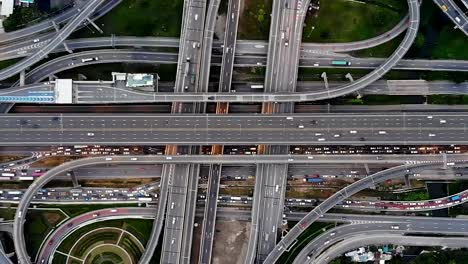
[212, 220, 250, 264]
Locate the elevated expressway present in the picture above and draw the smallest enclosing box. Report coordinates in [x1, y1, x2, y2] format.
[13, 155, 468, 263]
[433, 0, 468, 36]
[262, 160, 468, 263]
[2, 113, 468, 145]
[0, 0, 121, 44]
[35, 0, 420, 101]
[34, 208, 468, 263]
[315, 235, 468, 264]
[2, 79, 468, 105]
[15, 49, 468, 88]
[0, 2, 413, 62]
[0, 0, 107, 81]
[295, 221, 468, 264]
[156, 0, 208, 261]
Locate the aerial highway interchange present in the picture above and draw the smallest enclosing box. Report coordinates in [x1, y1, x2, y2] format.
[0, 0, 467, 263]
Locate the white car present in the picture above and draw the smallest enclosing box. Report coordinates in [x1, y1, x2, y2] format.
[87, 132, 95, 137]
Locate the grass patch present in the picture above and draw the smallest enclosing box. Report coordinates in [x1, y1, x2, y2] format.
[303, 0, 406, 43]
[51, 252, 67, 264]
[124, 219, 154, 245]
[0, 207, 16, 220]
[25, 210, 66, 260]
[90, 251, 124, 264]
[406, 0, 468, 60]
[71, 0, 183, 38]
[57, 219, 152, 255]
[342, 95, 425, 105]
[238, 0, 272, 40]
[448, 182, 468, 196]
[397, 190, 430, 201]
[119, 234, 144, 260]
[278, 222, 335, 263]
[71, 230, 120, 257]
[427, 95, 468, 105]
[57, 220, 124, 252]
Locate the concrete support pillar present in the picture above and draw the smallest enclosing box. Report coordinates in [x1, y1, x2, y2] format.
[62, 42, 73, 53]
[19, 70, 25, 86]
[86, 18, 104, 34]
[321, 72, 328, 90]
[404, 175, 411, 188]
[51, 21, 60, 32]
[443, 153, 447, 169]
[70, 171, 80, 188]
[364, 163, 370, 175]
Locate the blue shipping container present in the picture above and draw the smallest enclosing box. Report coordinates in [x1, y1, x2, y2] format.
[307, 178, 322, 183]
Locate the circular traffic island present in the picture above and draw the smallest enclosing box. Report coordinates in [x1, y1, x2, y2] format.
[84, 244, 131, 264]
[52, 223, 146, 264]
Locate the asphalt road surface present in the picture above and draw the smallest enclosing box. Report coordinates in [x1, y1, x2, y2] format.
[2, 113, 468, 145]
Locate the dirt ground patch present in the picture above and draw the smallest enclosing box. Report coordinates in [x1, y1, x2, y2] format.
[31, 156, 77, 167]
[43, 212, 62, 225]
[212, 220, 250, 264]
[0, 156, 25, 163]
[190, 217, 204, 262]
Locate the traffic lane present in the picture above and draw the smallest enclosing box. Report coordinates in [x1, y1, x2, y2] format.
[1, 113, 466, 129]
[23, 51, 468, 85]
[161, 164, 190, 263]
[258, 164, 287, 260]
[2, 129, 468, 145]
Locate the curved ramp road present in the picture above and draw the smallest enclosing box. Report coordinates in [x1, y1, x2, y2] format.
[12, 154, 468, 263]
[0, 0, 120, 44]
[261, 159, 468, 263]
[0, 0, 106, 81]
[315, 235, 468, 264]
[294, 220, 468, 264]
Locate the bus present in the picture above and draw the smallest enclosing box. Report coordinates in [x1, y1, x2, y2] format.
[8, 190, 22, 195]
[331, 60, 351, 66]
[19, 176, 34, 181]
[251, 84, 264, 89]
[1, 172, 15, 177]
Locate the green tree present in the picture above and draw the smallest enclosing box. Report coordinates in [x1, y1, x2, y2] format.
[3, 6, 45, 32]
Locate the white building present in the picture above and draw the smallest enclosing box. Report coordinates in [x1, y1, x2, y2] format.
[0, 0, 14, 17]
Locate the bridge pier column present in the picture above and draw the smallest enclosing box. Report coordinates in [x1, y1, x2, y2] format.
[364, 163, 370, 175]
[19, 70, 25, 86]
[51, 21, 60, 32]
[69, 171, 80, 188]
[62, 42, 73, 53]
[320, 72, 329, 90]
[86, 18, 104, 34]
[404, 175, 411, 188]
[443, 153, 447, 169]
